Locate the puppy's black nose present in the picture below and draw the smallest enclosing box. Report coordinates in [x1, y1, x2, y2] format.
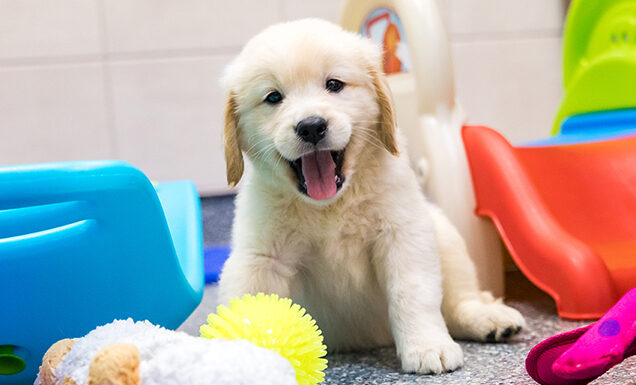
[295, 116, 327, 145]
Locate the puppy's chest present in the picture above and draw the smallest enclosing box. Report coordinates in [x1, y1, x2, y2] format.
[299, 208, 380, 284]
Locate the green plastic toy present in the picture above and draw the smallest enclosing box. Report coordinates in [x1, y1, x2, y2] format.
[553, 0, 636, 134]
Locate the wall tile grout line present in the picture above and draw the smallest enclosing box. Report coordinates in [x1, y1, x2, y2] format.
[278, 0, 287, 21]
[0, 54, 106, 69]
[0, 31, 561, 69]
[450, 29, 564, 44]
[96, 0, 118, 159]
[0, 46, 243, 69]
[106, 47, 243, 62]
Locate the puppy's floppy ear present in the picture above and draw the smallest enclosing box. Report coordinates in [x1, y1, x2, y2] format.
[224, 94, 244, 187]
[370, 68, 399, 156]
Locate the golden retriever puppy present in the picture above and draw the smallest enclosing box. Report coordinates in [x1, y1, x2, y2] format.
[218, 19, 525, 374]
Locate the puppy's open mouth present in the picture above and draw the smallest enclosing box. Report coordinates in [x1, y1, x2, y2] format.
[289, 150, 345, 200]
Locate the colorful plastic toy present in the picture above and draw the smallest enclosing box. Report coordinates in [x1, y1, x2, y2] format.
[528, 0, 636, 148]
[204, 245, 231, 283]
[530, 108, 636, 147]
[553, 0, 636, 137]
[36, 319, 298, 385]
[462, 125, 636, 319]
[340, 0, 505, 296]
[0, 161, 204, 385]
[526, 287, 636, 385]
[201, 293, 328, 385]
[461, 0, 636, 319]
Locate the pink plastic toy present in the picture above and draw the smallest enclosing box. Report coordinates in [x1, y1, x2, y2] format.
[526, 287, 636, 384]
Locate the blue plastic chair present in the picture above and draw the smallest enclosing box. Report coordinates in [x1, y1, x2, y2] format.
[0, 161, 204, 385]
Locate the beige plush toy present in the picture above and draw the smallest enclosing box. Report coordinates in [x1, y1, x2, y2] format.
[39, 338, 139, 385]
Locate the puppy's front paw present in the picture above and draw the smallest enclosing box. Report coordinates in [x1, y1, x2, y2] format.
[449, 292, 526, 342]
[399, 338, 464, 374]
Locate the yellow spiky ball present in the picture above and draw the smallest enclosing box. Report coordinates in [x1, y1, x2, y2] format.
[200, 293, 328, 385]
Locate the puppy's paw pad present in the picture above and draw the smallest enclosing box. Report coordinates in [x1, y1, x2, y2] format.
[501, 327, 514, 339]
[484, 324, 523, 342]
[451, 295, 526, 342]
[400, 340, 463, 374]
[484, 325, 520, 342]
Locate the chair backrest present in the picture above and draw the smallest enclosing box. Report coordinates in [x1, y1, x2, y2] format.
[554, 0, 636, 133]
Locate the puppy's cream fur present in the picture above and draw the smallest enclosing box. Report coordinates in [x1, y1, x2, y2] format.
[219, 19, 525, 374]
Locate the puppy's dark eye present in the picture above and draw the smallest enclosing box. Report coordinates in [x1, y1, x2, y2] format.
[265, 91, 283, 104]
[326, 79, 345, 93]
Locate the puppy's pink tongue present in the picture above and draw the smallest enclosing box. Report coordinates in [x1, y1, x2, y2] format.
[301, 151, 337, 200]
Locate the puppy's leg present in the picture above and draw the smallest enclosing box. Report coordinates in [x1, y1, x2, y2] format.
[427, 203, 526, 342]
[218, 249, 296, 305]
[374, 222, 464, 374]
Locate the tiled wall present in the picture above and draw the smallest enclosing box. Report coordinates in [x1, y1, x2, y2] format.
[0, 0, 568, 194]
[447, 0, 569, 143]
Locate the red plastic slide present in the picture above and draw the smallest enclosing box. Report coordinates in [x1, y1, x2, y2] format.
[462, 125, 636, 319]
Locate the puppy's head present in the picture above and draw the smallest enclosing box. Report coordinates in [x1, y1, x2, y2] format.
[223, 19, 398, 203]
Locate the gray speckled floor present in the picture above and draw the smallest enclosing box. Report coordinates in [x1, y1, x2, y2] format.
[180, 196, 636, 384]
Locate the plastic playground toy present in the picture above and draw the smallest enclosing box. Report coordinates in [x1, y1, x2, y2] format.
[553, 0, 636, 139]
[0, 160, 204, 385]
[461, 0, 636, 319]
[530, 0, 636, 147]
[204, 245, 231, 283]
[463, 126, 636, 318]
[339, 0, 505, 296]
[201, 293, 328, 385]
[526, 287, 636, 385]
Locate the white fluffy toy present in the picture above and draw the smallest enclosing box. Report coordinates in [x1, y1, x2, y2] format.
[36, 319, 296, 385]
[36, 294, 328, 385]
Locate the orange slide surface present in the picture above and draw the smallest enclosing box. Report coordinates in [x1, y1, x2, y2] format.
[462, 125, 636, 319]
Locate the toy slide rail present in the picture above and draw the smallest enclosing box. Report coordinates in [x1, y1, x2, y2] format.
[463, 125, 636, 319]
